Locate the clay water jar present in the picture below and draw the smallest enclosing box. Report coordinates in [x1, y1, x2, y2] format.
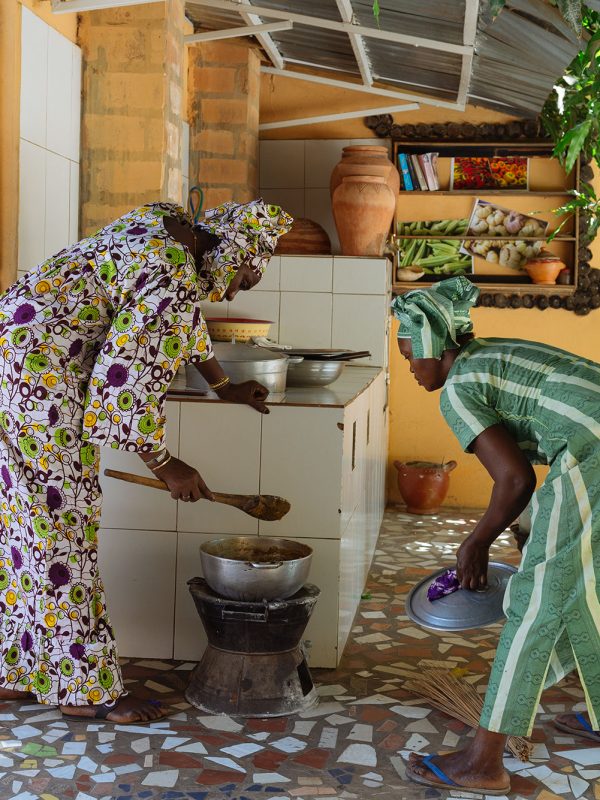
[330, 145, 400, 198]
[393, 460, 457, 515]
[332, 175, 396, 256]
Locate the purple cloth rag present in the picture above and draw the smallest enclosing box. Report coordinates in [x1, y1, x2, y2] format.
[427, 568, 460, 601]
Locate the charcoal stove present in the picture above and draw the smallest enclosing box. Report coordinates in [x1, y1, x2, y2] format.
[185, 577, 320, 717]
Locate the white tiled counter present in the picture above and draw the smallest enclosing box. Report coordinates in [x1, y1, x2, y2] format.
[98, 367, 389, 668]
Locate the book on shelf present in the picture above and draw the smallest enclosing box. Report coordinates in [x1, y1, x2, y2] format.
[397, 153, 414, 191]
[406, 155, 419, 190]
[397, 151, 439, 191]
[419, 152, 440, 191]
[410, 154, 429, 191]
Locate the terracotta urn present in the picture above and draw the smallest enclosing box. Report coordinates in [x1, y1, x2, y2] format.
[330, 145, 400, 198]
[274, 218, 331, 255]
[332, 175, 396, 256]
[524, 251, 566, 285]
[393, 460, 457, 515]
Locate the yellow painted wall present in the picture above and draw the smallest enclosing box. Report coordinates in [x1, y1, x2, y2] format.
[258, 73, 600, 509]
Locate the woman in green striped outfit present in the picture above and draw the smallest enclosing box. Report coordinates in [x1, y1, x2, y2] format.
[392, 276, 600, 796]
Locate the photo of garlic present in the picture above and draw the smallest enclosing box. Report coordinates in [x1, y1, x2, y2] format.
[462, 200, 548, 270]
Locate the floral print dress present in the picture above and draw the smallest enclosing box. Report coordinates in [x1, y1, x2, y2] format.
[0, 203, 212, 705]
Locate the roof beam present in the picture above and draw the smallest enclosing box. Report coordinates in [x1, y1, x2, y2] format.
[186, 0, 472, 55]
[457, 0, 479, 105]
[335, 0, 373, 86]
[261, 66, 464, 111]
[260, 102, 419, 131]
[52, 0, 162, 11]
[185, 21, 292, 43]
[237, 0, 285, 70]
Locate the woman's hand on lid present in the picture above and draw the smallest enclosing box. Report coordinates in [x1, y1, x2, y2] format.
[215, 380, 270, 414]
[456, 534, 490, 590]
[154, 457, 214, 502]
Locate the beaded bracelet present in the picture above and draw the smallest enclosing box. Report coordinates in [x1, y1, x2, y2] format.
[208, 376, 230, 391]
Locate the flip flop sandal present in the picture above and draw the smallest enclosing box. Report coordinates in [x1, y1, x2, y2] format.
[406, 754, 511, 796]
[61, 698, 167, 724]
[554, 712, 600, 742]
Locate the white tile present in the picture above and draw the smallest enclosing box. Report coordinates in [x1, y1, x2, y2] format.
[305, 187, 338, 254]
[99, 402, 180, 531]
[69, 44, 82, 162]
[225, 290, 280, 342]
[259, 188, 305, 221]
[20, 7, 48, 148]
[182, 176, 189, 211]
[280, 256, 333, 293]
[305, 140, 349, 189]
[259, 140, 305, 188]
[177, 403, 261, 534]
[349, 137, 391, 153]
[44, 152, 70, 260]
[181, 121, 190, 180]
[69, 161, 80, 244]
[332, 294, 388, 366]
[46, 27, 73, 159]
[333, 257, 390, 295]
[279, 292, 332, 348]
[18, 140, 46, 270]
[255, 255, 280, 292]
[98, 529, 177, 658]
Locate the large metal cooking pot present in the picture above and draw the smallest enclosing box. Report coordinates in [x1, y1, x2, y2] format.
[186, 342, 302, 394]
[200, 536, 313, 601]
[286, 359, 345, 388]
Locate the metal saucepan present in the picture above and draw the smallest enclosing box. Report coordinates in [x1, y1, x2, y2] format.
[186, 342, 303, 394]
[200, 536, 313, 601]
[286, 358, 345, 387]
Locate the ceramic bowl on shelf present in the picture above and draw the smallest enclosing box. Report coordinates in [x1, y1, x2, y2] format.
[396, 266, 425, 282]
[206, 317, 272, 343]
[524, 252, 566, 285]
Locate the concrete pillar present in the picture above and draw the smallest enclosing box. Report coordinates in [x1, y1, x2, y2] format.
[188, 40, 260, 211]
[78, 0, 185, 235]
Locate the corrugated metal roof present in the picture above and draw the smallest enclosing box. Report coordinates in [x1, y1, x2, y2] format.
[185, 0, 584, 117]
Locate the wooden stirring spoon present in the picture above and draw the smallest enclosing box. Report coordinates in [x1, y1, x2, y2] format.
[103, 469, 291, 522]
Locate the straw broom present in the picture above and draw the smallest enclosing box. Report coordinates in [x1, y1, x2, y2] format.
[404, 669, 532, 762]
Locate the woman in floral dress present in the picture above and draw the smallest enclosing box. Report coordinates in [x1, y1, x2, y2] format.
[0, 199, 292, 722]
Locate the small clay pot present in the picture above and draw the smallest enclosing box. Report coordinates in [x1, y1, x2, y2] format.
[524, 252, 566, 285]
[393, 460, 457, 515]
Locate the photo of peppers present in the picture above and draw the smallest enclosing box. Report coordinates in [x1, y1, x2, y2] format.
[394, 218, 473, 276]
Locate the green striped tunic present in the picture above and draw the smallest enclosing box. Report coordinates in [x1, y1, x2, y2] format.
[440, 337, 600, 736]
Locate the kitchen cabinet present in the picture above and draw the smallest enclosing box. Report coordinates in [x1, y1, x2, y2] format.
[99, 367, 388, 667]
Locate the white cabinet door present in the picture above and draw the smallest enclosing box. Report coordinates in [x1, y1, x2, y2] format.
[177, 403, 261, 535]
[258, 406, 344, 538]
[99, 402, 180, 531]
[98, 528, 177, 658]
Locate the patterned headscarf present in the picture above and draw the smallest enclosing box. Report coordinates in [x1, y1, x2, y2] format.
[195, 199, 293, 301]
[390, 276, 479, 359]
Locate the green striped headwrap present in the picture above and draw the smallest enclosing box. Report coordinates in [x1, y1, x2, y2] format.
[390, 276, 479, 359]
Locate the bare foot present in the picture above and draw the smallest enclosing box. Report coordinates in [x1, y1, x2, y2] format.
[0, 687, 35, 701]
[60, 695, 168, 723]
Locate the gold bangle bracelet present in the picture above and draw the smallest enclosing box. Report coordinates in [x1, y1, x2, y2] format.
[208, 376, 230, 390]
[150, 454, 172, 472]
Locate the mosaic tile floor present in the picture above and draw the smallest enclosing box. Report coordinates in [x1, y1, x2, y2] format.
[0, 508, 598, 800]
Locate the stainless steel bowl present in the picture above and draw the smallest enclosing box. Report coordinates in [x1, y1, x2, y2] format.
[286, 359, 345, 388]
[186, 343, 302, 395]
[200, 536, 313, 601]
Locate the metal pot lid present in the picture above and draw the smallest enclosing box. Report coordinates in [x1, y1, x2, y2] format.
[213, 342, 289, 363]
[405, 561, 517, 631]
